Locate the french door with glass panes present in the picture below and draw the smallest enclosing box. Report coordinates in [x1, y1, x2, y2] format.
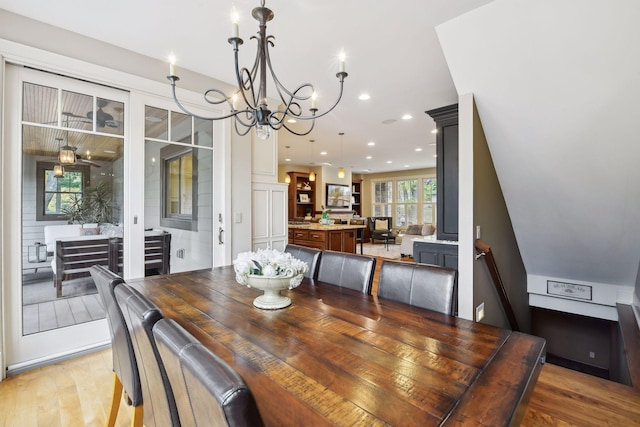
[3, 65, 127, 369]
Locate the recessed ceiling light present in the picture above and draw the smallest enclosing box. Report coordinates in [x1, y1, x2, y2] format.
[386, 160, 392, 164]
[287, 118, 296, 123]
[431, 129, 438, 134]
[429, 142, 436, 146]
[404, 165, 410, 168]
[320, 151, 327, 156]
[285, 157, 291, 162]
[433, 154, 437, 158]
[367, 141, 375, 146]
[402, 114, 413, 120]
[415, 148, 423, 152]
[358, 93, 371, 101]
[366, 156, 372, 159]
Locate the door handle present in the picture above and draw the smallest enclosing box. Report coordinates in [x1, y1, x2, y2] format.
[218, 227, 224, 245]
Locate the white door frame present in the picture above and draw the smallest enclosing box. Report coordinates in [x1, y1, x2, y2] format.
[0, 40, 231, 376]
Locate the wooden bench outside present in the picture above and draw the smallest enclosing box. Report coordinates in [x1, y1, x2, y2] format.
[54, 232, 171, 298]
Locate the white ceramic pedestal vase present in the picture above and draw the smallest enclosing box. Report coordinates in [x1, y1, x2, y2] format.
[243, 274, 304, 309]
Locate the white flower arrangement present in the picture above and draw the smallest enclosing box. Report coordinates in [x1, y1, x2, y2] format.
[233, 248, 308, 288]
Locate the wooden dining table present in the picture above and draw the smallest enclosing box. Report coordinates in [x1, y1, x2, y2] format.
[129, 266, 546, 426]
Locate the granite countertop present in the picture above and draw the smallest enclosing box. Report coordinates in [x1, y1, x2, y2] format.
[411, 234, 459, 245]
[288, 223, 366, 231]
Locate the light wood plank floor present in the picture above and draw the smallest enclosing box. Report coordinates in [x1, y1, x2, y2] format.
[1, 348, 638, 426]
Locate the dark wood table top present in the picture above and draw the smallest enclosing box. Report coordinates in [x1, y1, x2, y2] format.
[130, 266, 546, 426]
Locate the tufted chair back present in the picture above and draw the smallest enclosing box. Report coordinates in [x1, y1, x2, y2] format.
[378, 260, 458, 315]
[115, 283, 180, 427]
[316, 250, 376, 294]
[153, 318, 264, 427]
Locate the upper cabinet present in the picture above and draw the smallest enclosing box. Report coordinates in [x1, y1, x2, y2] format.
[426, 104, 458, 241]
[351, 179, 362, 217]
[287, 171, 315, 219]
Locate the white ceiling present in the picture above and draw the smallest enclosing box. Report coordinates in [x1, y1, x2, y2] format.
[0, 0, 492, 174]
[437, 0, 640, 286]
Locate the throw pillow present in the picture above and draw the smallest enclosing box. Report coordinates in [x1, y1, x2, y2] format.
[375, 219, 388, 230]
[422, 224, 436, 236]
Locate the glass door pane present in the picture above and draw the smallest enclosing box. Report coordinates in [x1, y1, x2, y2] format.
[21, 84, 125, 335]
[144, 104, 214, 274]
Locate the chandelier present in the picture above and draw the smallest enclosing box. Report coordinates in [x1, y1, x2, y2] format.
[167, 0, 348, 140]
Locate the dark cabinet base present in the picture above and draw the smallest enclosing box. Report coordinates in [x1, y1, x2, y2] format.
[413, 240, 459, 269]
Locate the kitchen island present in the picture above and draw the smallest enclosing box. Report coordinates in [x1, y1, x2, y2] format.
[288, 223, 365, 253]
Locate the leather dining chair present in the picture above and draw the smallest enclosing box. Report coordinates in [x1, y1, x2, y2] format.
[153, 318, 264, 427]
[316, 250, 376, 294]
[89, 265, 143, 427]
[115, 283, 180, 427]
[284, 244, 322, 279]
[377, 260, 458, 315]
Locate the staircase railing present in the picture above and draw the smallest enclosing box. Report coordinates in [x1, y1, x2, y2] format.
[474, 239, 520, 331]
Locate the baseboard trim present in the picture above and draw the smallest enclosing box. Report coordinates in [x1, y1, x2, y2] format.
[6, 341, 111, 377]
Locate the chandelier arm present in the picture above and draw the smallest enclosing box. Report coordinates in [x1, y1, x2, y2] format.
[237, 67, 260, 110]
[264, 43, 313, 103]
[232, 40, 259, 110]
[233, 116, 253, 136]
[169, 78, 262, 122]
[285, 76, 346, 121]
[234, 109, 259, 128]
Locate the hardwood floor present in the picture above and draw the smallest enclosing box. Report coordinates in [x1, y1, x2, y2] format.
[2, 348, 638, 426]
[0, 349, 132, 427]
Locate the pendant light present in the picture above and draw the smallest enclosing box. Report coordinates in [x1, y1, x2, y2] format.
[57, 123, 77, 166]
[53, 163, 64, 178]
[53, 138, 65, 178]
[308, 139, 316, 182]
[337, 132, 345, 179]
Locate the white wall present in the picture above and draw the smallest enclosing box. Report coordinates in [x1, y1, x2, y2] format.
[438, 1, 640, 322]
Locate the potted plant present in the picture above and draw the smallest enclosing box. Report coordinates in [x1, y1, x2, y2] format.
[62, 182, 116, 226]
[320, 205, 331, 225]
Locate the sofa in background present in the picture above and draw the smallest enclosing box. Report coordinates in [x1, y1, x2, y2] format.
[399, 224, 436, 257]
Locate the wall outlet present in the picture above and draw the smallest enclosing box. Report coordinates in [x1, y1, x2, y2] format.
[589, 351, 596, 359]
[476, 225, 481, 240]
[476, 302, 485, 322]
[176, 249, 185, 259]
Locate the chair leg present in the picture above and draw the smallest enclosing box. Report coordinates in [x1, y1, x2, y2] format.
[131, 404, 143, 427]
[106, 372, 123, 427]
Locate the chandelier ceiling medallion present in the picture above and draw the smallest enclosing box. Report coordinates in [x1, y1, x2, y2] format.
[167, 0, 348, 140]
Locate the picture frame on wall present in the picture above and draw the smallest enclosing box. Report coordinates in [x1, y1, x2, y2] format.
[326, 183, 351, 208]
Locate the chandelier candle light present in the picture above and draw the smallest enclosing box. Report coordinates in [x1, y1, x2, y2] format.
[167, 0, 348, 140]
